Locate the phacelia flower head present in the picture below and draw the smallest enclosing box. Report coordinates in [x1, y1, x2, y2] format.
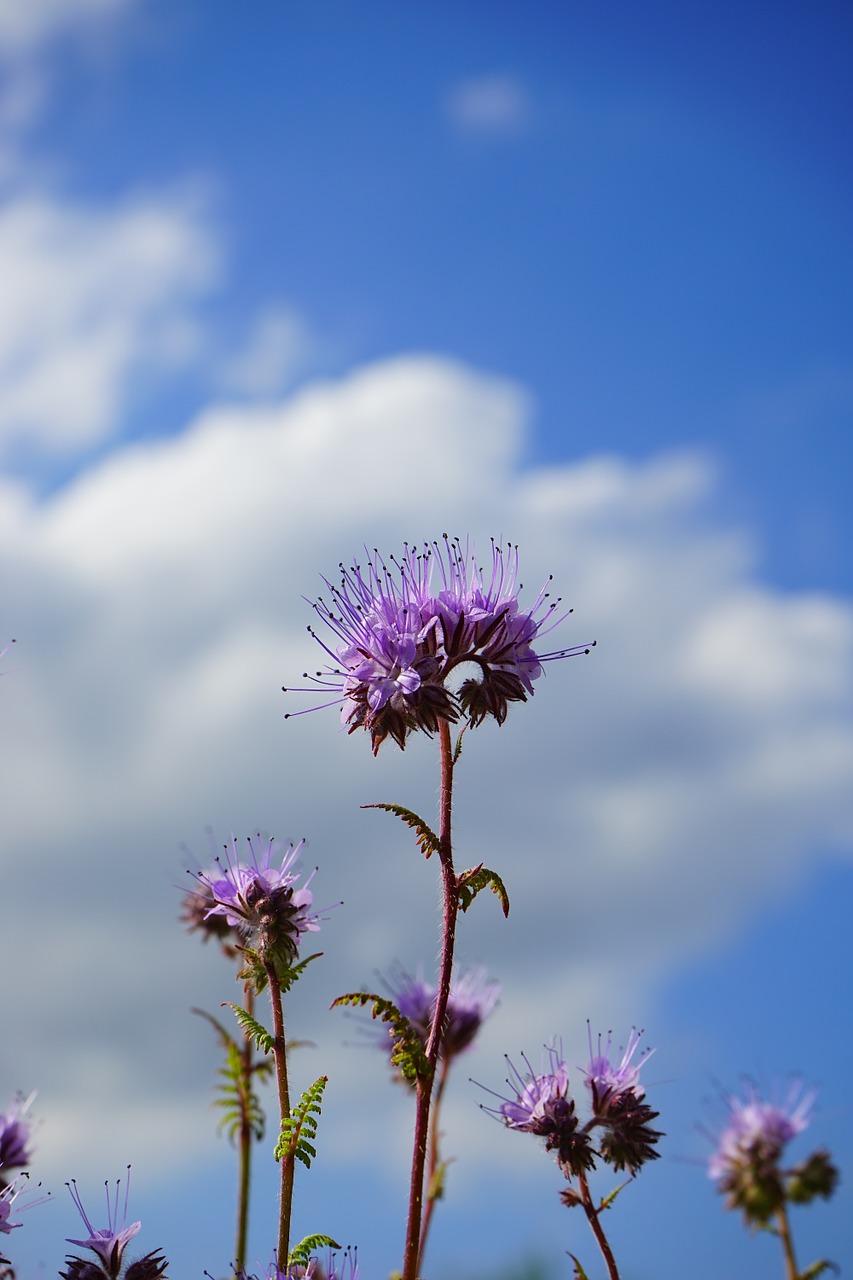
[704, 1078, 840, 1225]
[195, 834, 320, 969]
[583, 1027, 662, 1174]
[381, 965, 500, 1067]
[709, 1080, 814, 1183]
[0, 1093, 35, 1178]
[63, 1173, 167, 1280]
[285, 538, 592, 751]
[489, 1047, 594, 1175]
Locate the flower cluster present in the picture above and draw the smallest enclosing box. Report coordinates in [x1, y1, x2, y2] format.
[285, 538, 592, 751]
[487, 1030, 662, 1181]
[384, 965, 500, 1067]
[0, 1095, 34, 1183]
[708, 1081, 838, 1226]
[193, 835, 320, 971]
[62, 1175, 167, 1280]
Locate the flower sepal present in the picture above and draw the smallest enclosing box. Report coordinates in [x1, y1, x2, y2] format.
[786, 1149, 839, 1206]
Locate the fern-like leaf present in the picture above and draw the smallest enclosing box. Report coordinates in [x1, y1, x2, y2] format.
[212, 1042, 266, 1143]
[225, 1003, 275, 1056]
[274, 1074, 328, 1168]
[456, 865, 510, 917]
[331, 992, 430, 1083]
[277, 951, 323, 995]
[568, 1254, 591, 1280]
[287, 1234, 341, 1269]
[362, 803, 440, 860]
[599, 1179, 631, 1212]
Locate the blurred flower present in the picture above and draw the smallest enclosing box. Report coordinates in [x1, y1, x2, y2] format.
[706, 1079, 837, 1225]
[0, 1094, 35, 1178]
[382, 964, 500, 1065]
[241, 1247, 359, 1280]
[709, 1080, 814, 1183]
[286, 538, 591, 751]
[195, 835, 319, 966]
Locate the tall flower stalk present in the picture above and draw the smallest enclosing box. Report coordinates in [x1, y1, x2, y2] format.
[289, 538, 591, 1277]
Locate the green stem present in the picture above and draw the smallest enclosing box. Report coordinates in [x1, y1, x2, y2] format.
[401, 720, 459, 1280]
[775, 1202, 801, 1280]
[234, 983, 255, 1275]
[577, 1170, 620, 1280]
[265, 961, 293, 1270]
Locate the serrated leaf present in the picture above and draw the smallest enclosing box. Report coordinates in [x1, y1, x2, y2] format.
[456, 865, 510, 917]
[331, 991, 431, 1082]
[287, 1234, 341, 1268]
[274, 1074, 328, 1168]
[362, 802, 440, 859]
[225, 1003, 275, 1056]
[567, 1254, 591, 1280]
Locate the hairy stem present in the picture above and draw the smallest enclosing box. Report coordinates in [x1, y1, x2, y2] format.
[402, 719, 459, 1280]
[775, 1202, 800, 1280]
[265, 962, 293, 1270]
[416, 1054, 452, 1276]
[577, 1171, 620, 1280]
[234, 983, 255, 1275]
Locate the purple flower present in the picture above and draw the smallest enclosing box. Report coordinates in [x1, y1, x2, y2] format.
[0, 1172, 47, 1234]
[242, 1248, 359, 1280]
[708, 1080, 815, 1184]
[382, 965, 500, 1064]
[285, 538, 592, 751]
[584, 1028, 653, 1116]
[196, 834, 320, 966]
[0, 1093, 35, 1176]
[65, 1175, 141, 1270]
[63, 1173, 166, 1280]
[493, 1047, 594, 1175]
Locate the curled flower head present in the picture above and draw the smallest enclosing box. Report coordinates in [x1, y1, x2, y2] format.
[583, 1027, 661, 1174]
[584, 1027, 653, 1116]
[487, 1047, 594, 1176]
[381, 965, 500, 1068]
[0, 1093, 35, 1177]
[195, 834, 319, 969]
[285, 538, 592, 751]
[63, 1172, 167, 1280]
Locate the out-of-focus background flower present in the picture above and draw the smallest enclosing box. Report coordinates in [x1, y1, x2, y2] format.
[2, 2, 851, 1276]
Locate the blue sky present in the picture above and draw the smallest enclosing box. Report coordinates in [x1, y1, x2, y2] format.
[2, 2, 852, 1277]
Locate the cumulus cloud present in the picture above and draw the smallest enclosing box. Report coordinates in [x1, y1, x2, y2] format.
[0, 189, 220, 457]
[3, 354, 853, 1219]
[445, 73, 531, 136]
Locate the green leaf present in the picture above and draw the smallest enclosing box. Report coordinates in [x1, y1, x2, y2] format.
[800, 1261, 839, 1279]
[427, 1158, 451, 1203]
[276, 951, 323, 995]
[274, 1074, 328, 1168]
[331, 992, 431, 1083]
[287, 1234, 341, 1268]
[452, 726, 466, 764]
[225, 1003, 275, 1056]
[599, 1179, 631, 1212]
[456, 865, 510, 917]
[362, 802, 440, 859]
[567, 1254, 591, 1280]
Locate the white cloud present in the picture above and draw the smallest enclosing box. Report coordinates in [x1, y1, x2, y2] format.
[445, 74, 531, 136]
[0, 188, 220, 456]
[0, 0, 134, 58]
[2, 354, 853, 1215]
[219, 304, 316, 397]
